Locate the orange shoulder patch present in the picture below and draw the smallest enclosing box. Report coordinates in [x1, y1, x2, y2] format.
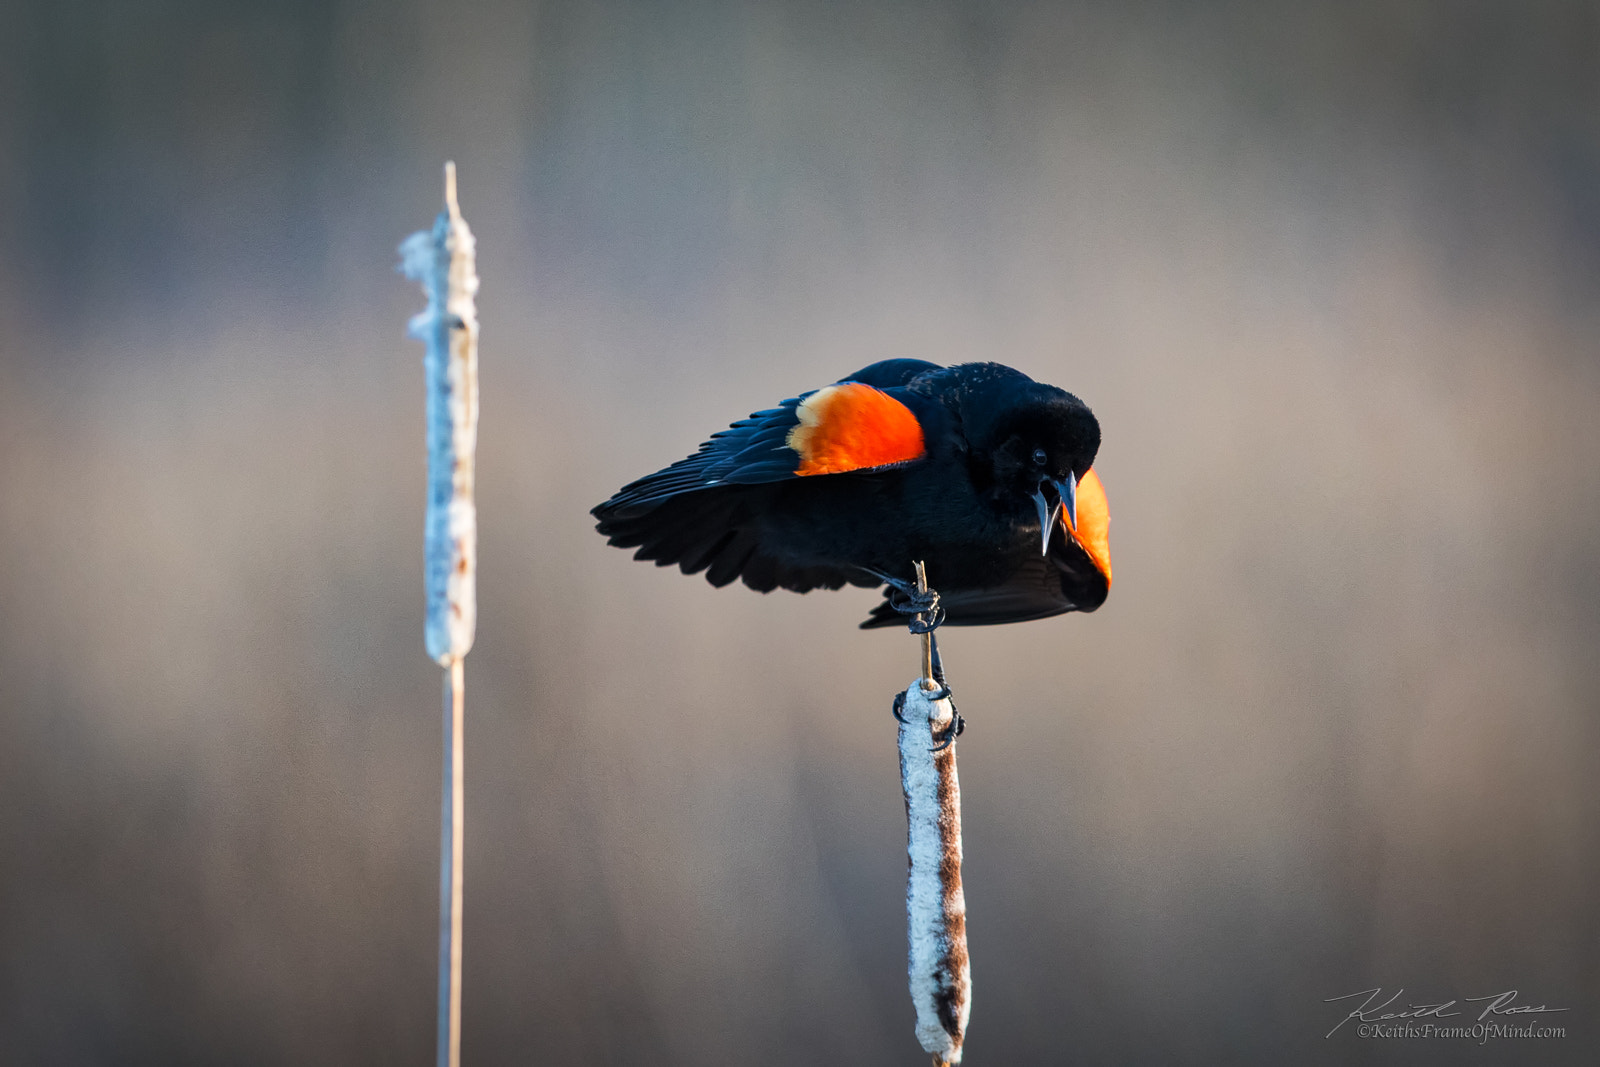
[786, 383, 926, 477]
[1066, 467, 1111, 585]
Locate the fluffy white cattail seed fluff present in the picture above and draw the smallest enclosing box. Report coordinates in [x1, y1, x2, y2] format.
[400, 161, 479, 666]
[898, 680, 971, 1064]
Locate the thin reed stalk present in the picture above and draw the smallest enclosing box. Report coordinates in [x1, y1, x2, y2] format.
[400, 161, 479, 1067]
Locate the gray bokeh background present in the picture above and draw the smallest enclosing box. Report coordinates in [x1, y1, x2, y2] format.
[2, 2, 1597, 1063]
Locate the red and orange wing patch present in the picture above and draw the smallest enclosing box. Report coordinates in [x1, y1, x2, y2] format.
[786, 383, 926, 477]
[1065, 467, 1111, 585]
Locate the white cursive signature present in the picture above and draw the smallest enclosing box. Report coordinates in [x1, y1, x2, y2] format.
[1324, 987, 1569, 1039]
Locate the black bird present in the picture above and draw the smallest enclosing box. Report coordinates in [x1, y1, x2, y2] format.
[591, 359, 1111, 629]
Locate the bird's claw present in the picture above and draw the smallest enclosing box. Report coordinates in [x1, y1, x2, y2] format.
[895, 687, 964, 749]
[928, 630, 962, 749]
[873, 570, 963, 747]
[861, 567, 947, 634]
[889, 585, 944, 633]
[931, 709, 965, 752]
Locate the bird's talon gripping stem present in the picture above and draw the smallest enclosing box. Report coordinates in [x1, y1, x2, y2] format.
[930, 711, 965, 752]
[889, 586, 943, 634]
[877, 563, 965, 749]
[924, 630, 964, 749]
[862, 566, 947, 635]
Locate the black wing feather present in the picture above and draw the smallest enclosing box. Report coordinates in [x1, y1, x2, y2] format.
[593, 363, 944, 596]
[596, 397, 805, 521]
[842, 358, 941, 389]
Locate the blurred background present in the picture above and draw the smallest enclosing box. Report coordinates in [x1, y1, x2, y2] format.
[2, 1, 1597, 1063]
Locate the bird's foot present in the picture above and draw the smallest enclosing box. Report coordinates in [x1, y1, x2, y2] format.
[872, 571, 962, 747]
[927, 632, 963, 750]
[930, 708, 965, 753]
[858, 566, 946, 633]
[893, 685, 964, 750]
[889, 584, 945, 633]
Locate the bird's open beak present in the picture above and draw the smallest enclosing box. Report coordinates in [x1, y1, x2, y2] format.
[1031, 472, 1079, 556]
[1059, 471, 1078, 532]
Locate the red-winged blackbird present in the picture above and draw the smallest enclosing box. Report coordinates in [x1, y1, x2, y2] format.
[592, 359, 1111, 629]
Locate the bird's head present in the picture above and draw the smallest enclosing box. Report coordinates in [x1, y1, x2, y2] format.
[960, 373, 1102, 555]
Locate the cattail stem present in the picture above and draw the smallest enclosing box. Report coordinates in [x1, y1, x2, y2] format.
[899, 562, 971, 1064]
[439, 656, 466, 1067]
[401, 161, 479, 1067]
[914, 561, 935, 689]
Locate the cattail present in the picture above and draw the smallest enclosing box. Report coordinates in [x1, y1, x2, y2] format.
[898, 563, 971, 1065]
[399, 161, 479, 1067]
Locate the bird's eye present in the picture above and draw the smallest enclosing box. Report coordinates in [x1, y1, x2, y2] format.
[1031, 448, 1048, 467]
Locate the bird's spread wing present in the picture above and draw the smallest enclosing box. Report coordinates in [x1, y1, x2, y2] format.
[592, 363, 940, 592]
[594, 365, 936, 520]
